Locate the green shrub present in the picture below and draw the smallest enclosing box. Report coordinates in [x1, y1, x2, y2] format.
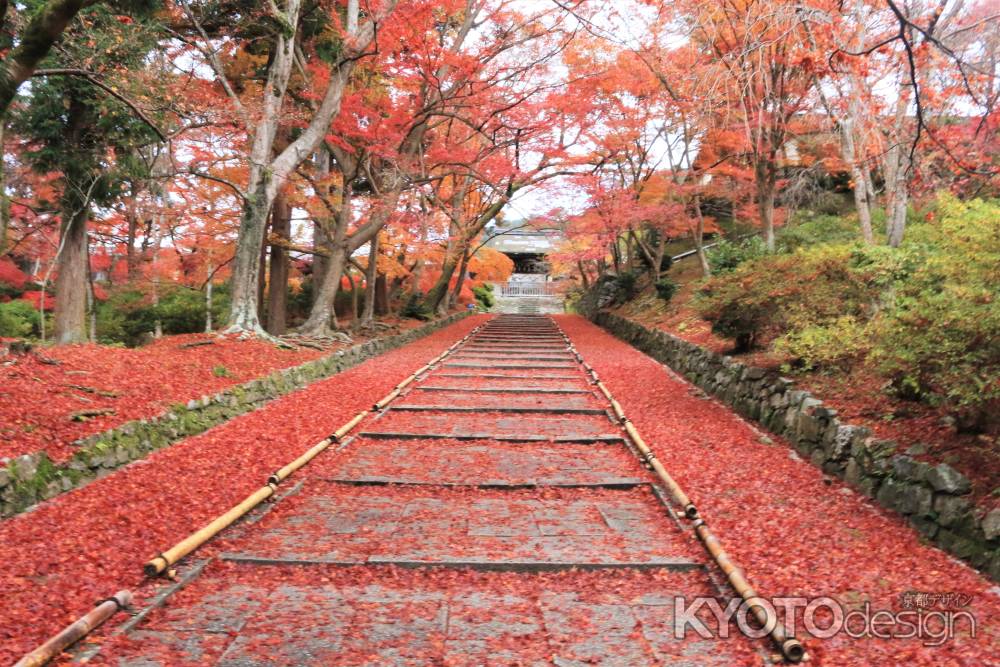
[695, 244, 876, 353]
[707, 236, 768, 274]
[654, 278, 678, 302]
[97, 285, 227, 346]
[400, 292, 433, 321]
[868, 196, 1000, 431]
[614, 271, 638, 301]
[775, 315, 870, 371]
[778, 213, 865, 251]
[472, 283, 495, 309]
[0, 300, 40, 337]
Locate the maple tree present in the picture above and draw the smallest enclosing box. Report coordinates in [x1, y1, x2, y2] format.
[0, 0, 993, 346]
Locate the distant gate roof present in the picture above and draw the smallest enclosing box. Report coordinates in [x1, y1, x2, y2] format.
[483, 219, 562, 255]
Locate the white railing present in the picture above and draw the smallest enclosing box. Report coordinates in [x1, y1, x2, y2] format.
[496, 282, 558, 297]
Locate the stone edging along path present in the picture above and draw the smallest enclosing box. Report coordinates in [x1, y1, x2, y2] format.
[0, 312, 473, 518]
[593, 311, 1000, 582]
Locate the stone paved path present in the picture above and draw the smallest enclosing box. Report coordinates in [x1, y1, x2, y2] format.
[104, 316, 765, 666]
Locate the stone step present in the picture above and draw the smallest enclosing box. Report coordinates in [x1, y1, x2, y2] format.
[308, 440, 647, 487]
[220, 484, 696, 568]
[109, 569, 755, 666]
[361, 412, 621, 442]
[397, 389, 601, 410]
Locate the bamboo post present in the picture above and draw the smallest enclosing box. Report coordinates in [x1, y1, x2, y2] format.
[550, 320, 804, 663]
[14, 591, 132, 667]
[144, 485, 275, 576]
[143, 321, 479, 578]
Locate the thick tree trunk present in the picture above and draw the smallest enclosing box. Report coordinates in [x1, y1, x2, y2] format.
[0, 0, 88, 115]
[227, 183, 273, 333]
[883, 91, 911, 249]
[375, 273, 389, 316]
[887, 185, 908, 248]
[578, 260, 590, 289]
[312, 147, 331, 298]
[300, 244, 348, 334]
[266, 191, 291, 334]
[53, 202, 88, 344]
[850, 159, 875, 243]
[425, 250, 462, 316]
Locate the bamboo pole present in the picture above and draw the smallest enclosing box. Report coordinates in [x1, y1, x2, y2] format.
[143, 321, 482, 578]
[333, 410, 368, 441]
[622, 420, 698, 518]
[556, 318, 805, 664]
[269, 439, 332, 485]
[145, 485, 275, 576]
[373, 388, 401, 410]
[14, 591, 132, 667]
[694, 520, 805, 662]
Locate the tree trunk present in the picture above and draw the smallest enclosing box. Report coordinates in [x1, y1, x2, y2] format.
[312, 147, 331, 299]
[887, 185, 908, 248]
[0, 121, 7, 254]
[205, 261, 214, 333]
[883, 90, 911, 248]
[300, 244, 348, 334]
[425, 251, 462, 316]
[449, 247, 471, 310]
[85, 243, 96, 343]
[266, 191, 290, 334]
[53, 202, 88, 344]
[693, 196, 711, 277]
[360, 234, 379, 326]
[0, 0, 88, 115]
[755, 162, 777, 252]
[578, 260, 590, 289]
[227, 184, 273, 333]
[375, 273, 389, 316]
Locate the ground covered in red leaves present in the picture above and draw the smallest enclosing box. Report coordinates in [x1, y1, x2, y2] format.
[0, 315, 485, 664]
[615, 286, 1000, 508]
[0, 321, 429, 463]
[0, 334, 328, 462]
[558, 315, 1000, 666]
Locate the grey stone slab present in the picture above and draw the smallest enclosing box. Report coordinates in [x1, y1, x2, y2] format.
[534, 502, 608, 536]
[361, 412, 622, 442]
[152, 585, 262, 634]
[389, 405, 607, 414]
[116, 630, 231, 666]
[325, 442, 644, 487]
[445, 362, 577, 369]
[415, 385, 591, 393]
[215, 586, 354, 666]
[224, 488, 695, 567]
[541, 593, 653, 665]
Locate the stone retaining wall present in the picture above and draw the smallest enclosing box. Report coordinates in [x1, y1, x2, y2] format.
[0, 312, 472, 518]
[594, 311, 1000, 581]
